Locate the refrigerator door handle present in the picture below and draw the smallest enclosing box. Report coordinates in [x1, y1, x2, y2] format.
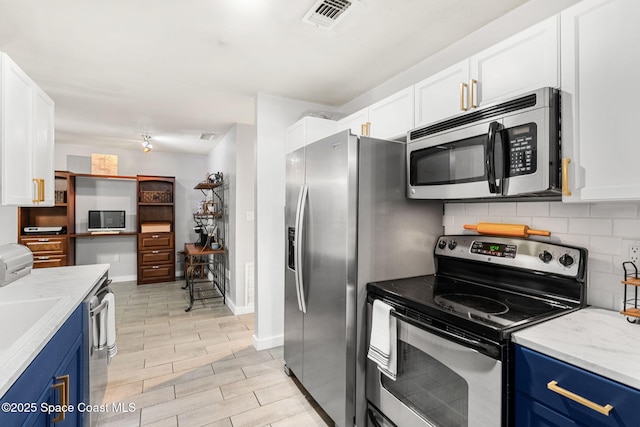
[295, 184, 309, 314]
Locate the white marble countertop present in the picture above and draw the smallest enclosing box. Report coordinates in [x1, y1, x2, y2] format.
[0, 264, 109, 397]
[513, 306, 640, 390]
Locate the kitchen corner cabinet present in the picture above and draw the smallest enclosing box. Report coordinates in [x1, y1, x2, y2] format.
[285, 116, 336, 154]
[561, 0, 640, 202]
[514, 344, 640, 426]
[0, 52, 55, 206]
[18, 171, 76, 267]
[137, 175, 175, 284]
[414, 15, 559, 128]
[336, 86, 414, 140]
[0, 305, 84, 427]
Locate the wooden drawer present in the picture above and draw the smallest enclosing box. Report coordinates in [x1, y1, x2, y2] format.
[514, 345, 640, 426]
[20, 236, 67, 255]
[33, 255, 67, 268]
[139, 248, 174, 265]
[138, 264, 175, 284]
[138, 232, 174, 249]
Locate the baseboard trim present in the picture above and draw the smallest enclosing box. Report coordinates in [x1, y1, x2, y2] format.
[252, 333, 283, 351]
[225, 297, 255, 315]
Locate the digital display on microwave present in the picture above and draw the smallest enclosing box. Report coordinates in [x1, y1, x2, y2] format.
[511, 125, 531, 136]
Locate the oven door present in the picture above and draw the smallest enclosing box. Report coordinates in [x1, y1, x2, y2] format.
[366, 304, 502, 427]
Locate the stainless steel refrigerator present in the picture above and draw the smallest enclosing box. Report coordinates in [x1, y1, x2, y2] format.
[284, 130, 443, 427]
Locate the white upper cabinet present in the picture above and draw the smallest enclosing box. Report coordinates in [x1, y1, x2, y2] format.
[285, 116, 336, 154]
[0, 52, 55, 206]
[561, 0, 639, 201]
[336, 107, 369, 137]
[470, 15, 559, 107]
[414, 15, 559, 128]
[368, 86, 414, 139]
[337, 86, 414, 140]
[32, 87, 55, 206]
[414, 60, 470, 128]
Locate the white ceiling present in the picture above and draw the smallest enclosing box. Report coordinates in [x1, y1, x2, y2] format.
[0, 0, 530, 154]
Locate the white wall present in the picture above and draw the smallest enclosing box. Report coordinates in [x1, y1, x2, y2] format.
[444, 201, 640, 312]
[54, 143, 207, 281]
[253, 93, 340, 350]
[0, 206, 17, 245]
[207, 123, 256, 315]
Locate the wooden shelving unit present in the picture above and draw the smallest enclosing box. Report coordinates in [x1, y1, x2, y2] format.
[17, 171, 76, 268]
[18, 172, 178, 285]
[136, 175, 175, 285]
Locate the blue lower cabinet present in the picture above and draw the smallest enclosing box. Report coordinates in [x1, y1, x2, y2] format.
[514, 344, 640, 427]
[0, 305, 85, 426]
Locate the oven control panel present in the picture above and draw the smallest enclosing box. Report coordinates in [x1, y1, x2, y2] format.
[435, 235, 585, 278]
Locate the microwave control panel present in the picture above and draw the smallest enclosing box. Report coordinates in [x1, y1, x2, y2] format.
[507, 123, 537, 177]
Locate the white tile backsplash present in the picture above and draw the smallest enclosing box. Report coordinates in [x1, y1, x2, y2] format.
[549, 203, 590, 218]
[613, 219, 640, 238]
[443, 201, 640, 311]
[569, 218, 613, 236]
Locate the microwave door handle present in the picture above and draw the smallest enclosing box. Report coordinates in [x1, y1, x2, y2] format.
[497, 124, 509, 195]
[486, 121, 501, 194]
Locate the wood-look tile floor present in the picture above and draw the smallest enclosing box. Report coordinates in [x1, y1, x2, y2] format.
[96, 280, 333, 427]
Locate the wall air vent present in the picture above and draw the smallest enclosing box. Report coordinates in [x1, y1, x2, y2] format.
[301, 0, 359, 29]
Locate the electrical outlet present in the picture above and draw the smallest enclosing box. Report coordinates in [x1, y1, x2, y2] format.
[631, 245, 640, 265]
[624, 239, 640, 265]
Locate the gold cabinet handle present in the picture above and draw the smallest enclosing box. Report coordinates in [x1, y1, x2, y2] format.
[459, 82, 468, 111]
[33, 178, 45, 202]
[32, 178, 39, 203]
[51, 375, 70, 423]
[562, 158, 572, 196]
[469, 79, 478, 108]
[366, 122, 371, 137]
[360, 123, 366, 136]
[547, 380, 613, 416]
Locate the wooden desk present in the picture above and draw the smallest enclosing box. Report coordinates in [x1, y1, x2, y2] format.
[182, 243, 225, 311]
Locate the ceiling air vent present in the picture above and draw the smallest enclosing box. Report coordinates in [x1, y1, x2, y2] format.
[198, 132, 217, 141]
[301, 0, 359, 29]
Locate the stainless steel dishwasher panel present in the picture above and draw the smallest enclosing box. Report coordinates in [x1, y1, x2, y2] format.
[83, 273, 112, 426]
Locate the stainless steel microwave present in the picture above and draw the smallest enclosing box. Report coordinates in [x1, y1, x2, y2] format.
[407, 87, 561, 200]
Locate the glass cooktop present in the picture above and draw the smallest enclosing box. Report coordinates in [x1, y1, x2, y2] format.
[367, 274, 577, 341]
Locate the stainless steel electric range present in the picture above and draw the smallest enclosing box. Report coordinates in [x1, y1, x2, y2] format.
[365, 235, 587, 427]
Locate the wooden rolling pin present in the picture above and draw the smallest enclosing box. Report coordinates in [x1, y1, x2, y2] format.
[464, 223, 550, 238]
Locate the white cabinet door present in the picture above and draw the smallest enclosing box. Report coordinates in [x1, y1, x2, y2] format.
[470, 15, 560, 107]
[285, 116, 336, 154]
[32, 87, 55, 206]
[1, 54, 35, 206]
[414, 60, 470, 128]
[0, 53, 55, 206]
[368, 86, 414, 139]
[336, 107, 369, 136]
[561, 0, 640, 201]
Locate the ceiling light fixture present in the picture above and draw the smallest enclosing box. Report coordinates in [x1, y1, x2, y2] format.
[142, 134, 152, 153]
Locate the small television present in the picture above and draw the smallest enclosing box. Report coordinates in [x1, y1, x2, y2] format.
[88, 210, 126, 232]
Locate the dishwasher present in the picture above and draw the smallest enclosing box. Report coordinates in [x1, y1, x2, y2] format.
[83, 273, 113, 426]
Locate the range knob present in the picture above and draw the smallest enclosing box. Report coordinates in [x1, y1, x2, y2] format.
[438, 239, 447, 249]
[448, 240, 457, 250]
[559, 254, 574, 267]
[538, 250, 553, 263]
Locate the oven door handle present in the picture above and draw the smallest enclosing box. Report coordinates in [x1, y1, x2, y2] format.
[392, 311, 501, 358]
